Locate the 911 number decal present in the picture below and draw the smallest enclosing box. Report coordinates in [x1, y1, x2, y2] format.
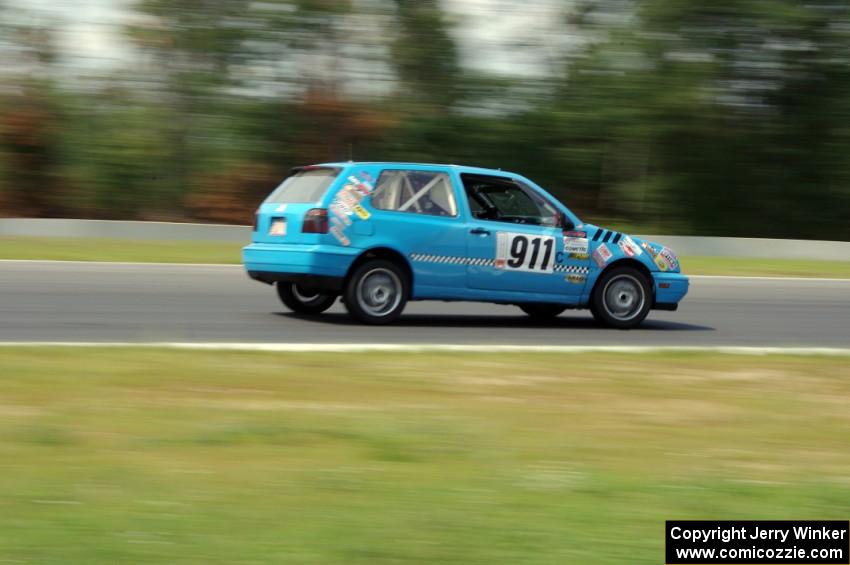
[495, 232, 556, 273]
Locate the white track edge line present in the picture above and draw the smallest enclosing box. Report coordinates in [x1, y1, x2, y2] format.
[688, 274, 850, 282]
[0, 343, 848, 355]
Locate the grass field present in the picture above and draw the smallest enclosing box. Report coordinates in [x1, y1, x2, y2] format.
[0, 348, 848, 563]
[0, 236, 243, 265]
[1, 235, 849, 278]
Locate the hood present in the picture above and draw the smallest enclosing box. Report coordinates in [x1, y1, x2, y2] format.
[580, 223, 681, 273]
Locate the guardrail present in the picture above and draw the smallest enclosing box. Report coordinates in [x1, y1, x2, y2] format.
[0, 218, 250, 243]
[1, 218, 848, 261]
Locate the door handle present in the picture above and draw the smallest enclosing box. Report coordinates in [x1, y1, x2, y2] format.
[470, 227, 491, 236]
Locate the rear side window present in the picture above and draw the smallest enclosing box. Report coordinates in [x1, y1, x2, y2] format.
[371, 170, 457, 217]
[266, 168, 340, 204]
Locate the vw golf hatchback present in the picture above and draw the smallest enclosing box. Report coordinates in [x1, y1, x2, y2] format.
[243, 162, 688, 328]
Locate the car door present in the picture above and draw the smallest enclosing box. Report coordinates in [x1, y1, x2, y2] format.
[461, 173, 589, 298]
[367, 166, 468, 292]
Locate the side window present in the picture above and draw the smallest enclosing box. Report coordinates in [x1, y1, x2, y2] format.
[461, 174, 560, 227]
[371, 170, 458, 217]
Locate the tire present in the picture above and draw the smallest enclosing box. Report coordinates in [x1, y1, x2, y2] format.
[519, 303, 567, 320]
[276, 282, 337, 314]
[344, 259, 409, 325]
[589, 266, 652, 329]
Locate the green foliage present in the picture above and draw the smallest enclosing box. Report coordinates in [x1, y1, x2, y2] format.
[0, 0, 848, 239]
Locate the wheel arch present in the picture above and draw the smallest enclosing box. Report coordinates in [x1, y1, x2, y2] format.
[591, 258, 655, 300]
[345, 247, 414, 289]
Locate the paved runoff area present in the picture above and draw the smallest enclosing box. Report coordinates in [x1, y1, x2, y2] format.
[1, 261, 849, 347]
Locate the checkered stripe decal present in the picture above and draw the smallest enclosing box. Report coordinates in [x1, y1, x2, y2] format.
[554, 265, 590, 274]
[410, 253, 468, 265]
[410, 253, 495, 267]
[466, 258, 494, 267]
[410, 253, 588, 273]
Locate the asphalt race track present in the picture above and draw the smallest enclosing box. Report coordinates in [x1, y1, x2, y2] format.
[1, 261, 848, 346]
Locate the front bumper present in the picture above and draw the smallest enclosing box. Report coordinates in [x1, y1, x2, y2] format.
[652, 272, 689, 309]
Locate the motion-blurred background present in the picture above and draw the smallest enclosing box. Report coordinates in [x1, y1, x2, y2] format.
[0, 0, 848, 239]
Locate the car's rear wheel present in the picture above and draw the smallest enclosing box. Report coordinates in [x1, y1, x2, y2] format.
[519, 303, 567, 320]
[590, 266, 652, 329]
[344, 260, 409, 325]
[276, 282, 337, 314]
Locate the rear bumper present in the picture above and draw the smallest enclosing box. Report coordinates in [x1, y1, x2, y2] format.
[247, 271, 344, 292]
[242, 243, 359, 280]
[652, 272, 689, 309]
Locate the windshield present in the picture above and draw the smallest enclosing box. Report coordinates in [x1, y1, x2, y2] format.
[266, 168, 340, 204]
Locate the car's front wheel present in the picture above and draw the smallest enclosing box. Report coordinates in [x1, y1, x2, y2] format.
[344, 260, 409, 325]
[276, 282, 337, 314]
[590, 266, 652, 329]
[519, 303, 567, 320]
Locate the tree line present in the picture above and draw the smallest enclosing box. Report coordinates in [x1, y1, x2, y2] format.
[1, 0, 848, 239]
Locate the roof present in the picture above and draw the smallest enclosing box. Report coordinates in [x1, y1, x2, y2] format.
[314, 161, 521, 177]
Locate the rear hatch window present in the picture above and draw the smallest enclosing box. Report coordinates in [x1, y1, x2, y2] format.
[266, 168, 340, 204]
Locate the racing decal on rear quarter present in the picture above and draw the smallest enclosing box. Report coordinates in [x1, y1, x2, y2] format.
[495, 232, 556, 274]
[337, 188, 360, 209]
[348, 175, 374, 196]
[330, 226, 350, 246]
[329, 204, 352, 225]
[352, 204, 370, 220]
[592, 242, 613, 268]
[566, 274, 586, 284]
[327, 172, 375, 244]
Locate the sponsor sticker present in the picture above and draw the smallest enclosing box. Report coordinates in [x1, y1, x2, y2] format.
[618, 235, 642, 258]
[352, 204, 371, 220]
[654, 254, 668, 271]
[334, 200, 353, 216]
[348, 175, 374, 196]
[563, 236, 589, 255]
[329, 204, 352, 225]
[641, 241, 658, 256]
[330, 226, 350, 246]
[564, 230, 587, 239]
[569, 252, 590, 260]
[566, 274, 586, 284]
[338, 188, 361, 208]
[592, 243, 613, 268]
[659, 247, 678, 271]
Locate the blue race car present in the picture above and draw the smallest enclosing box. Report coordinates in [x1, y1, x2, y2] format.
[243, 162, 688, 328]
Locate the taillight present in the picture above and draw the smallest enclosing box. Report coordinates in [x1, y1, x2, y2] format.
[302, 208, 329, 233]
